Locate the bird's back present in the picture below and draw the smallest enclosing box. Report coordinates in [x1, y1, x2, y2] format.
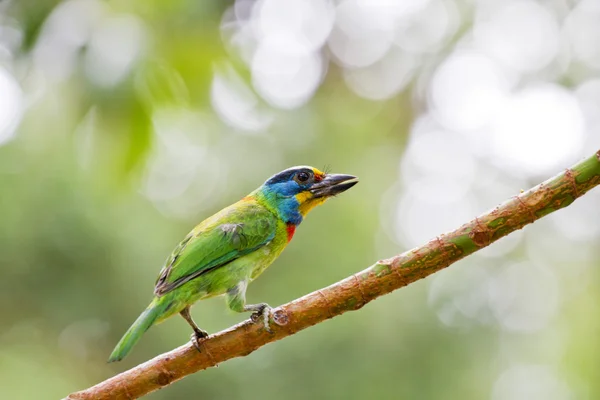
[153, 196, 287, 296]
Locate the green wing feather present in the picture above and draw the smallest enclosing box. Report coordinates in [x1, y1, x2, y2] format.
[154, 200, 277, 296]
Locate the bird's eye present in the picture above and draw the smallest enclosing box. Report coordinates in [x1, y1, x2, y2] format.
[294, 171, 311, 184]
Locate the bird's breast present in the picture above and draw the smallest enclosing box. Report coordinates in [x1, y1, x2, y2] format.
[247, 223, 291, 280]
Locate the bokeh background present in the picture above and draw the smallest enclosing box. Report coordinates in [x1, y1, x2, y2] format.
[1, 0, 600, 399]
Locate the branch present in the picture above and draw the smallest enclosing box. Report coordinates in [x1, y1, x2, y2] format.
[66, 150, 600, 400]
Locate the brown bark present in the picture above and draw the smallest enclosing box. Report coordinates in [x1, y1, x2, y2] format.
[65, 150, 600, 399]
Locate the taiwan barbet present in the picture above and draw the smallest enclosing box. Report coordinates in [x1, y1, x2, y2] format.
[109, 166, 358, 362]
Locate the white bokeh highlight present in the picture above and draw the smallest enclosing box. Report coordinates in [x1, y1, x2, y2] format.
[84, 14, 146, 87]
[429, 51, 510, 131]
[576, 79, 600, 150]
[253, 0, 334, 54]
[395, 0, 459, 54]
[400, 122, 476, 203]
[474, 1, 560, 72]
[0, 66, 23, 145]
[33, 0, 106, 81]
[492, 365, 573, 400]
[428, 263, 496, 328]
[251, 39, 324, 109]
[565, 0, 600, 70]
[343, 48, 416, 100]
[328, 0, 396, 68]
[490, 84, 585, 175]
[489, 262, 559, 333]
[211, 64, 273, 132]
[143, 108, 227, 220]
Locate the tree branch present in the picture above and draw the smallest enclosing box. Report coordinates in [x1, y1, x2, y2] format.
[66, 150, 600, 400]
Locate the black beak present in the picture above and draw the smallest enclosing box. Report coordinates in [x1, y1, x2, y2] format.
[310, 174, 358, 198]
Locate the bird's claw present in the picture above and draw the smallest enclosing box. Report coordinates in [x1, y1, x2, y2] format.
[250, 304, 273, 333]
[190, 329, 209, 353]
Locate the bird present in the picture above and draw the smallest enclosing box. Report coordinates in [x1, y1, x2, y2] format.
[108, 166, 358, 362]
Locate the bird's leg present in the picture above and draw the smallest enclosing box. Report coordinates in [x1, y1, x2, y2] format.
[226, 282, 273, 333]
[180, 307, 208, 352]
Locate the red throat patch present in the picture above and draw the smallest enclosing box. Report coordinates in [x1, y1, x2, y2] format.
[286, 224, 296, 242]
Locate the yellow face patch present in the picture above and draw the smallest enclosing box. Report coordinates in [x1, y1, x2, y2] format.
[295, 167, 328, 216]
[295, 191, 313, 204]
[298, 195, 327, 216]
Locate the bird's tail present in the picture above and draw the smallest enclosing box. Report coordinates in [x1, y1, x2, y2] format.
[108, 298, 170, 363]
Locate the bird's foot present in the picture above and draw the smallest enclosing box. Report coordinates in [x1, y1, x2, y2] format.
[248, 303, 273, 333]
[190, 329, 209, 352]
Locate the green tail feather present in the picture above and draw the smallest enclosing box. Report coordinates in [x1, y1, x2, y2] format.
[108, 299, 169, 362]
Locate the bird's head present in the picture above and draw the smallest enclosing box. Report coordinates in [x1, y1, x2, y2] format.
[258, 166, 358, 224]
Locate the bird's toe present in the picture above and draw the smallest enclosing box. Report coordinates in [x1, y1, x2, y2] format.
[190, 330, 208, 352]
[257, 304, 273, 333]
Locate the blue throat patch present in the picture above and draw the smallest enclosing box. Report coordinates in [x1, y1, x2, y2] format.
[257, 186, 303, 225]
